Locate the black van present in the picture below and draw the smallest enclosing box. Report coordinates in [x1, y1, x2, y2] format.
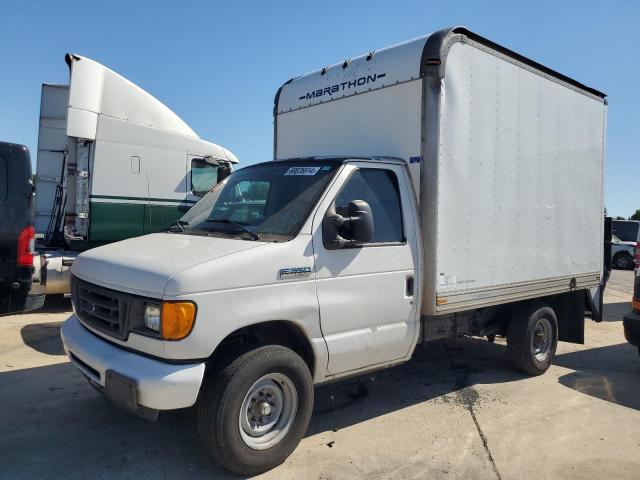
[0, 142, 42, 315]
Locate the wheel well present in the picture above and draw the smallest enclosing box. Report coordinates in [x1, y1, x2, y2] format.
[208, 321, 316, 376]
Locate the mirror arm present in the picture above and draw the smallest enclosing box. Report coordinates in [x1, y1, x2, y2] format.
[325, 214, 350, 249]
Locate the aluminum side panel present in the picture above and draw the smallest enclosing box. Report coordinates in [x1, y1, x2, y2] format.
[432, 42, 605, 301]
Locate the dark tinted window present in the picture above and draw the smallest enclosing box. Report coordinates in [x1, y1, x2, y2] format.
[0, 154, 7, 202]
[335, 169, 404, 243]
[613, 221, 639, 242]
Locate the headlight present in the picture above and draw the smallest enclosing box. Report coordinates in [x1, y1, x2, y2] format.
[144, 303, 161, 332]
[143, 301, 196, 340]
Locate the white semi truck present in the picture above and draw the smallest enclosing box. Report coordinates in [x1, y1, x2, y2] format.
[31, 54, 238, 302]
[60, 27, 607, 474]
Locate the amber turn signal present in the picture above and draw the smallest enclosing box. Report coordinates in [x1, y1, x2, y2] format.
[161, 302, 196, 340]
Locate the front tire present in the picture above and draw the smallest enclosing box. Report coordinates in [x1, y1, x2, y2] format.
[197, 345, 313, 476]
[507, 303, 558, 375]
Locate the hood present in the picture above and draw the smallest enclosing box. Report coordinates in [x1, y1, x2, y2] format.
[72, 233, 266, 297]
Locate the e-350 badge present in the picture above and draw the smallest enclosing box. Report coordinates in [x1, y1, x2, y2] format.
[278, 267, 312, 279]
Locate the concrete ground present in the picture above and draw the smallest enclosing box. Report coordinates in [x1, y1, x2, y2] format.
[0, 270, 638, 480]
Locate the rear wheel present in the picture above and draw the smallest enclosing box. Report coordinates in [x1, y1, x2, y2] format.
[197, 345, 313, 475]
[507, 303, 558, 375]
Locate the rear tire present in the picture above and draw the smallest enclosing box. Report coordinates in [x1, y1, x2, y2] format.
[613, 253, 634, 270]
[197, 345, 313, 476]
[507, 303, 558, 375]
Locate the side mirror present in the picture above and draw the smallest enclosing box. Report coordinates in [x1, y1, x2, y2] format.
[322, 200, 374, 249]
[217, 163, 231, 182]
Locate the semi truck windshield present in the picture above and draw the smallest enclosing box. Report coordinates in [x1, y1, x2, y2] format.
[179, 160, 340, 241]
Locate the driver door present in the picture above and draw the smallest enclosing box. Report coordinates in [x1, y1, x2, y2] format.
[312, 161, 420, 376]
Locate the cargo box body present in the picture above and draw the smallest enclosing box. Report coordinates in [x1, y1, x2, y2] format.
[275, 27, 607, 317]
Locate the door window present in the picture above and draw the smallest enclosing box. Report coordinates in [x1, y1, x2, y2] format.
[334, 168, 404, 243]
[191, 158, 221, 196]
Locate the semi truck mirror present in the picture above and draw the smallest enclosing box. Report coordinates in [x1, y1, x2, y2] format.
[322, 200, 374, 249]
[217, 163, 231, 182]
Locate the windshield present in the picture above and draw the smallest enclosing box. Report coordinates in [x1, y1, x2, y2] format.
[178, 160, 341, 241]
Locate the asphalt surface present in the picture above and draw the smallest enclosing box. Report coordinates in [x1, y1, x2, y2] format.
[0, 270, 638, 479]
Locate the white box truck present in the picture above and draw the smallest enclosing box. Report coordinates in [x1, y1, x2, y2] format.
[31, 54, 238, 300]
[60, 27, 607, 474]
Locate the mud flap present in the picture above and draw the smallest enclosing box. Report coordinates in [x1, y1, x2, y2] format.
[587, 285, 604, 322]
[554, 291, 585, 344]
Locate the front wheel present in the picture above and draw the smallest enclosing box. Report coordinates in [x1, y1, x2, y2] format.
[197, 345, 314, 476]
[507, 303, 558, 375]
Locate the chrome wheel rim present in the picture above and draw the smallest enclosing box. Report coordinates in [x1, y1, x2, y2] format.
[531, 317, 553, 361]
[239, 373, 298, 450]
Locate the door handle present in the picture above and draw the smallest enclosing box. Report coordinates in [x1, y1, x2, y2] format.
[406, 276, 414, 297]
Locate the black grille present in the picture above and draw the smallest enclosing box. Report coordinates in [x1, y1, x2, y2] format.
[72, 277, 129, 340]
[634, 274, 640, 300]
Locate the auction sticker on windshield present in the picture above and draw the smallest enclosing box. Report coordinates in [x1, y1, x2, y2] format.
[284, 166, 321, 176]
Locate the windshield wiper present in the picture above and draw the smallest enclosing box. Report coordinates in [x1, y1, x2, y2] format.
[205, 218, 261, 240]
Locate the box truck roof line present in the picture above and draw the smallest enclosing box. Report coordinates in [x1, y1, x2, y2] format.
[275, 26, 606, 115]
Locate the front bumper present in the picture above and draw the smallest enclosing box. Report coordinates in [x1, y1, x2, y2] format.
[623, 309, 640, 348]
[61, 315, 205, 416]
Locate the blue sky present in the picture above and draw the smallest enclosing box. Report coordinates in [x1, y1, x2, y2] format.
[1, 0, 637, 218]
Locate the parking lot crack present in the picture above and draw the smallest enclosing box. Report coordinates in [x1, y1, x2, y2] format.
[468, 404, 502, 480]
[443, 340, 502, 480]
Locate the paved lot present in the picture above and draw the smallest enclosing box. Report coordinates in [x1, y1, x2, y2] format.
[0, 270, 638, 480]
